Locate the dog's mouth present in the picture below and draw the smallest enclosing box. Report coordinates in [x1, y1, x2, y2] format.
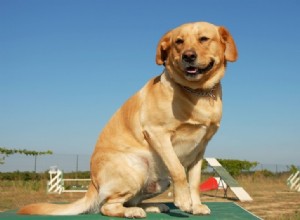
[184, 60, 215, 78]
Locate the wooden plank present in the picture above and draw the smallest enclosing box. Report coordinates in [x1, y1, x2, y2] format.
[231, 187, 253, 202]
[63, 190, 87, 193]
[206, 158, 222, 167]
[63, 179, 91, 181]
[213, 166, 240, 187]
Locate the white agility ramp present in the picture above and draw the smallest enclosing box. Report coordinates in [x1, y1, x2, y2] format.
[287, 170, 300, 192]
[205, 158, 253, 202]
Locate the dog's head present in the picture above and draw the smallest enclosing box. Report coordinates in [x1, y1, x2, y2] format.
[156, 22, 238, 89]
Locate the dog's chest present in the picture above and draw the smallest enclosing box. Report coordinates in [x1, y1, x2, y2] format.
[171, 102, 221, 167]
[171, 123, 216, 166]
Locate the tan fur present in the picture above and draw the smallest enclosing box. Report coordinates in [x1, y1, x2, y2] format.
[18, 21, 237, 218]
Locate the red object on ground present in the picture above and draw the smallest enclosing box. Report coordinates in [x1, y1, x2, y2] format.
[200, 177, 219, 192]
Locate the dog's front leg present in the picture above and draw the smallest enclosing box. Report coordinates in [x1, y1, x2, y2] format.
[143, 130, 192, 213]
[188, 159, 211, 215]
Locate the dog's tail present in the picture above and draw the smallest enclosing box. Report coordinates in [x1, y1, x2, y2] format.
[18, 182, 98, 215]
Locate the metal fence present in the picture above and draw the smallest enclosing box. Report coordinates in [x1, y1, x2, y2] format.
[0, 153, 299, 174]
[0, 154, 90, 172]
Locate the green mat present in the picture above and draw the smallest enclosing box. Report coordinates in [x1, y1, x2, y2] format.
[1, 202, 261, 220]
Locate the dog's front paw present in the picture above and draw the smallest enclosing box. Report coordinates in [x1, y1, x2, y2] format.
[124, 207, 147, 218]
[173, 183, 192, 213]
[192, 204, 211, 215]
[174, 195, 192, 213]
[174, 200, 192, 213]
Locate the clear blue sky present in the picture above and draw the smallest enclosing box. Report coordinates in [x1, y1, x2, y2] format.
[1, 0, 300, 167]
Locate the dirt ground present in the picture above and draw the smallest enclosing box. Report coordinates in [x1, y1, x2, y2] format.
[234, 174, 300, 219]
[149, 175, 300, 220]
[0, 174, 299, 219]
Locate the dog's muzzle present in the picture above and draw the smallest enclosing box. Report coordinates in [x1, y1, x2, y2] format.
[184, 59, 215, 77]
[181, 50, 215, 77]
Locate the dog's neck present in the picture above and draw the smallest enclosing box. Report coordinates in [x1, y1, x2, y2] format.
[162, 69, 219, 100]
[178, 84, 218, 99]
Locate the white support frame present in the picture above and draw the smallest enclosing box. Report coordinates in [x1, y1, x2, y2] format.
[47, 167, 90, 194]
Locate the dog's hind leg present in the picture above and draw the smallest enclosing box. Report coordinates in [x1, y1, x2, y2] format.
[99, 180, 147, 218]
[101, 198, 146, 218]
[96, 153, 150, 218]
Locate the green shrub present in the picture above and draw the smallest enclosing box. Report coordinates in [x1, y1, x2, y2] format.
[215, 159, 258, 177]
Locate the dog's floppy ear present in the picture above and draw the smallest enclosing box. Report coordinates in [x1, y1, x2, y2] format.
[218, 26, 238, 62]
[156, 31, 172, 65]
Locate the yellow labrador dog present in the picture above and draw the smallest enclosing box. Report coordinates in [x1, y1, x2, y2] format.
[19, 21, 237, 218]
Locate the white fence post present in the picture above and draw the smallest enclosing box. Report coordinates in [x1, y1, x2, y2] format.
[47, 166, 64, 194]
[47, 166, 90, 194]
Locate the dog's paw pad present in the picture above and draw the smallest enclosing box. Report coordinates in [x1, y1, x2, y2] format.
[192, 204, 211, 215]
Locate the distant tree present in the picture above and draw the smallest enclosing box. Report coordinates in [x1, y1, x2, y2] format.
[288, 164, 299, 174]
[0, 147, 53, 171]
[218, 159, 258, 176]
[201, 158, 258, 176]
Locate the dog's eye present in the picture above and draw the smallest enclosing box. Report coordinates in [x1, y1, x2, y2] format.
[199, 36, 209, 43]
[175, 38, 184, 45]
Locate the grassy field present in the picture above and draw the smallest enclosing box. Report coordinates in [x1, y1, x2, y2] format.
[0, 173, 299, 219]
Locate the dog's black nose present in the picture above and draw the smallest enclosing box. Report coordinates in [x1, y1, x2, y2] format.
[182, 50, 197, 63]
